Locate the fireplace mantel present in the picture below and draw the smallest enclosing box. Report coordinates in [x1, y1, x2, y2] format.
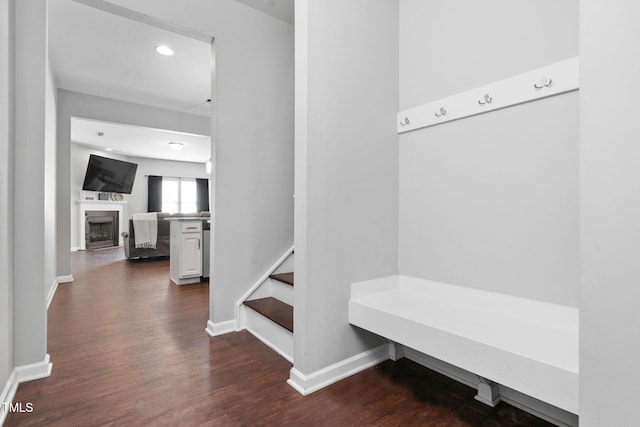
[78, 200, 127, 250]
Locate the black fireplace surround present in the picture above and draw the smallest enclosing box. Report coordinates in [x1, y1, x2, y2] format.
[85, 210, 119, 250]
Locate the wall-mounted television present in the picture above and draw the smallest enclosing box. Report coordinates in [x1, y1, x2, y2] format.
[82, 154, 138, 194]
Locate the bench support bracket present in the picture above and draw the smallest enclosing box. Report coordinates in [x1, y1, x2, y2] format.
[388, 342, 405, 361]
[475, 376, 501, 407]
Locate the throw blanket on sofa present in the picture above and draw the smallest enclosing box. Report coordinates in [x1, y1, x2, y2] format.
[132, 212, 158, 249]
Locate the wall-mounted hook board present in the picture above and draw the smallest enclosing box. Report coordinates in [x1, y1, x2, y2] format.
[397, 56, 579, 134]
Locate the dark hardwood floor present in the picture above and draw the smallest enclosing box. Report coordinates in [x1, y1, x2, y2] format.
[6, 248, 553, 426]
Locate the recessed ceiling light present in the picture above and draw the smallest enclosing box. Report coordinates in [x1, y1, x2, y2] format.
[96, 131, 104, 136]
[155, 45, 174, 56]
[168, 141, 184, 151]
[106, 148, 113, 152]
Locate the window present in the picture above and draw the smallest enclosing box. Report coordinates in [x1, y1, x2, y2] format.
[161, 177, 198, 214]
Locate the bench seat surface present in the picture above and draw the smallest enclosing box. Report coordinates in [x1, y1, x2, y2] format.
[349, 275, 578, 414]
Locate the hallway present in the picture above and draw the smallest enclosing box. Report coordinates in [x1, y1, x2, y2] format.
[6, 249, 551, 426]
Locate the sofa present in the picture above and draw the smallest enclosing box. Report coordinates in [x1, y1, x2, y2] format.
[121, 212, 210, 260]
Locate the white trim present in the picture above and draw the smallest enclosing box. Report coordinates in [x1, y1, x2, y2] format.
[397, 56, 579, 134]
[72, 0, 214, 44]
[404, 347, 577, 427]
[57, 275, 74, 284]
[234, 245, 294, 327]
[46, 279, 58, 310]
[0, 370, 18, 426]
[242, 305, 293, 362]
[48, 276, 74, 310]
[1, 356, 53, 426]
[246, 326, 293, 363]
[14, 354, 52, 383]
[501, 389, 578, 427]
[70, 247, 80, 252]
[205, 319, 236, 337]
[287, 344, 389, 396]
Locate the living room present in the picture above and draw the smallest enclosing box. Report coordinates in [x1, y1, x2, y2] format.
[69, 119, 211, 253]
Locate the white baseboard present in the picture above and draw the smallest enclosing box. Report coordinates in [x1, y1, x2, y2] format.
[403, 347, 577, 427]
[501, 389, 578, 427]
[70, 247, 79, 252]
[57, 275, 74, 284]
[15, 354, 52, 383]
[1, 355, 52, 426]
[0, 370, 18, 427]
[205, 319, 237, 337]
[287, 344, 389, 396]
[47, 276, 74, 310]
[46, 279, 58, 310]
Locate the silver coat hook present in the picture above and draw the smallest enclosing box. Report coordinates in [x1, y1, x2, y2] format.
[400, 117, 410, 126]
[434, 107, 447, 118]
[534, 77, 553, 89]
[478, 94, 493, 105]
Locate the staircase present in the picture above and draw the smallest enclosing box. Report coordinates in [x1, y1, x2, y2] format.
[238, 253, 294, 362]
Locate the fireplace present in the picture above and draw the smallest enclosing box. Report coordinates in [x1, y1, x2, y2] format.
[85, 210, 119, 250]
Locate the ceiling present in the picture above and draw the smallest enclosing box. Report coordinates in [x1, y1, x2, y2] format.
[48, 0, 293, 162]
[234, 0, 294, 25]
[48, 0, 213, 117]
[71, 117, 211, 163]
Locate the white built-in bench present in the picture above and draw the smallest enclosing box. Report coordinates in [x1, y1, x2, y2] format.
[348, 275, 578, 415]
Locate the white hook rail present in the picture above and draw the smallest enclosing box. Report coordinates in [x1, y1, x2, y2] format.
[397, 57, 579, 134]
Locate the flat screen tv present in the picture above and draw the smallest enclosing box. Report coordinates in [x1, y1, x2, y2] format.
[82, 154, 138, 194]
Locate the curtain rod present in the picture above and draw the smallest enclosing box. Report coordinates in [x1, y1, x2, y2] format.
[145, 175, 210, 180]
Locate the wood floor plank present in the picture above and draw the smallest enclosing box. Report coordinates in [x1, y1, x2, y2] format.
[5, 248, 554, 426]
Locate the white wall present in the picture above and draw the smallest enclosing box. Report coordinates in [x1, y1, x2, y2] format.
[13, 0, 47, 366]
[0, 0, 15, 403]
[580, 1, 640, 424]
[294, 0, 399, 374]
[104, 0, 295, 324]
[398, 0, 579, 307]
[44, 57, 57, 300]
[126, 156, 208, 215]
[57, 90, 210, 270]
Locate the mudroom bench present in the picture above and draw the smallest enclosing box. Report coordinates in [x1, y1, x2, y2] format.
[348, 275, 578, 414]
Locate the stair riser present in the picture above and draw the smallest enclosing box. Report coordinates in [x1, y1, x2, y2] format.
[271, 278, 294, 306]
[247, 278, 294, 306]
[241, 305, 293, 362]
[273, 252, 294, 275]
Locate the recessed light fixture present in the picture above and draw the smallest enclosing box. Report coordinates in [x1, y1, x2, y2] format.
[168, 141, 184, 151]
[96, 131, 104, 136]
[106, 148, 113, 152]
[155, 44, 174, 56]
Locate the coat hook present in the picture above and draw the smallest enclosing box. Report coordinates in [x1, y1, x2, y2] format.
[478, 94, 493, 105]
[434, 107, 447, 118]
[400, 117, 410, 126]
[534, 77, 553, 89]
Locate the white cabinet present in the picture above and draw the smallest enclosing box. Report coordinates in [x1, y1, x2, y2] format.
[169, 219, 203, 285]
[179, 232, 202, 277]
